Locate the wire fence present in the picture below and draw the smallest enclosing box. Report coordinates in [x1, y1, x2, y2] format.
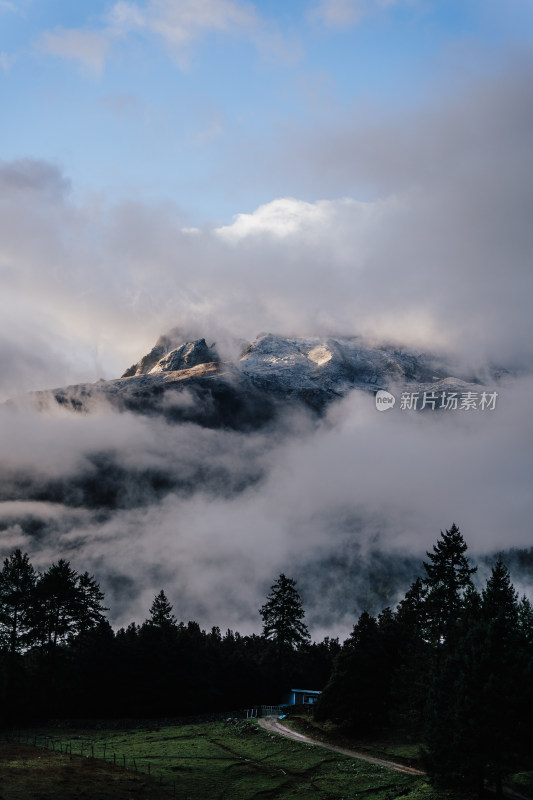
[3, 707, 280, 795]
[4, 730, 179, 796]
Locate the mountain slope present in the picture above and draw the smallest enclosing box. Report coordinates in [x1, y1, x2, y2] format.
[28, 332, 481, 428]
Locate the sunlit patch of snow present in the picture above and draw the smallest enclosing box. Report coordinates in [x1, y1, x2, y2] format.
[307, 345, 332, 366]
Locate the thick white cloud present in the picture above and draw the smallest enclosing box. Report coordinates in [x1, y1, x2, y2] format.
[216, 197, 362, 241]
[1, 376, 531, 637]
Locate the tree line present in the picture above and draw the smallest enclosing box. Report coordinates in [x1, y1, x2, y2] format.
[1, 525, 532, 796]
[0, 555, 336, 723]
[314, 524, 533, 797]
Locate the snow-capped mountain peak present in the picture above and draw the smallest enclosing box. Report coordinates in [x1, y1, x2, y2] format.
[26, 330, 487, 429]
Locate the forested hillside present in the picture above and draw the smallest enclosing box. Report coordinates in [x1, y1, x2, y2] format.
[315, 525, 533, 796]
[0, 556, 337, 722]
[2, 526, 533, 797]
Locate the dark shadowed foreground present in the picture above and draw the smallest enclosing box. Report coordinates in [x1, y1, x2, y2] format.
[0, 740, 172, 800]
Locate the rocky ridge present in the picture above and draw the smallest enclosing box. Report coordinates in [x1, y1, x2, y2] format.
[29, 331, 483, 428]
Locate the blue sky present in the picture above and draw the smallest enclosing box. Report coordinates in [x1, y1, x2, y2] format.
[2, 0, 532, 223]
[0, 0, 532, 389]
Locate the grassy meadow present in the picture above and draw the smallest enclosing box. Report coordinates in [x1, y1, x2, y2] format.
[0, 718, 479, 800]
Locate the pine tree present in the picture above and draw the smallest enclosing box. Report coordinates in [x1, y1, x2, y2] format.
[423, 523, 477, 647]
[518, 595, 533, 648]
[422, 623, 487, 795]
[0, 550, 36, 655]
[259, 574, 310, 651]
[315, 610, 394, 732]
[391, 578, 432, 737]
[481, 556, 518, 626]
[146, 590, 177, 628]
[76, 572, 109, 635]
[33, 560, 80, 650]
[423, 557, 528, 797]
[32, 560, 107, 650]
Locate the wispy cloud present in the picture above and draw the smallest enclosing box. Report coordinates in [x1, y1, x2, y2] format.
[0, 52, 17, 71]
[124, 0, 257, 46]
[310, 0, 366, 28]
[109, 0, 297, 67]
[39, 28, 111, 76]
[39, 1, 295, 75]
[309, 0, 402, 28]
[0, 1, 17, 13]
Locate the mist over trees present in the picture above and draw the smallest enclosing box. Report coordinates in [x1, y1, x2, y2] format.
[0, 555, 336, 724]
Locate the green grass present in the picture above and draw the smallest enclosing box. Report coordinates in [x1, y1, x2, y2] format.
[284, 713, 533, 799]
[508, 771, 533, 796]
[0, 739, 172, 800]
[285, 712, 422, 769]
[4, 719, 476, 800]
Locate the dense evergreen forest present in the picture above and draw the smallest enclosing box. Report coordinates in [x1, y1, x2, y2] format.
[0, 556, 337, 722]
[1, 525, 533, 795]
[315, 525, 533, 795]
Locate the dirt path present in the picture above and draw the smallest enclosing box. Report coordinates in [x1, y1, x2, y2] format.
[257, 717, 425, 776]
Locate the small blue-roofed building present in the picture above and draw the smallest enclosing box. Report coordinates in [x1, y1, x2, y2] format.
[282, 689, 321, 706]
